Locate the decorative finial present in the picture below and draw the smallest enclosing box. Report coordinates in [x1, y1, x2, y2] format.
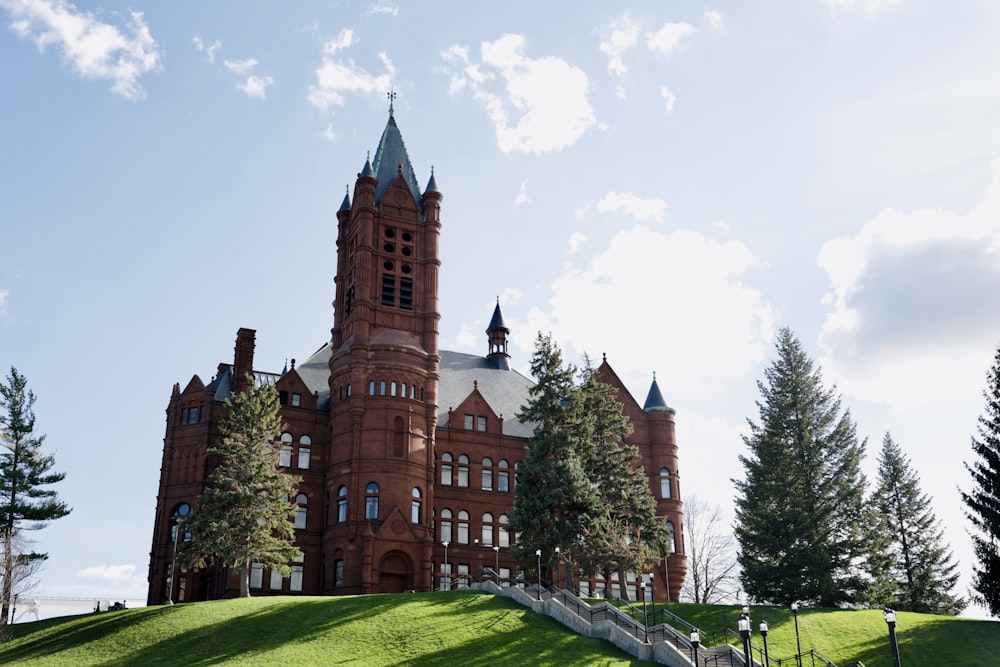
[387, 88, 397, 116]
[653, 371, 657, 381]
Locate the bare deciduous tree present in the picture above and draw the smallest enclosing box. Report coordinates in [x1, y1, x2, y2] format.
[681, 496, 739, 604]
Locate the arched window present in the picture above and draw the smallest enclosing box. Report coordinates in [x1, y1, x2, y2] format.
[482, 457, 493, 491]
[499, 514, 510, 547]
[299, 435, 312, 469]
[337, 486, 348, 522]
[295, 493, 308, 530]
[440, 453, 453, 486]
[279, 432, 293, 467]
[482, 512, 494, 546]
[457, 510, 470, 544]
[411, 487, 422, 524]
[457, 455, 470, 488]
[379, 380, 387, 395]
[171, 503, 192, 542]
[666, 521, 677, 554]
[497, 459, 510, 492]
[365, 482, 380, 520]
[660, 468, 672, 499]
[440, 508, 453, 543]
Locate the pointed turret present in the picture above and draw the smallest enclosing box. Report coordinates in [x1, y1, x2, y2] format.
[360, 153, 374, 178]
[339, 186, 351, 211]
[643, 373, 675, 413]
[372, 114, 422, 205]
[486, 300, 510, 370]
[425, 166, 439, 194]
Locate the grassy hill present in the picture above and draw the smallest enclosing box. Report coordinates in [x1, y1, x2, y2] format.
[0, 591, 996, 666]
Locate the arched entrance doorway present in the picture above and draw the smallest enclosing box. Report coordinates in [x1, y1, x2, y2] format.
[378, 552, 412, 593]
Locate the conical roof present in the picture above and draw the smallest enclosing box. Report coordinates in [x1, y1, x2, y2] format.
[643, 374, 675, 413]
[487, 301, 507, 331]
[372, 114, 422, 205]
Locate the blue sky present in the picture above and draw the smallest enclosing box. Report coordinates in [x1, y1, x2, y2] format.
[2, 0, 1000, 619]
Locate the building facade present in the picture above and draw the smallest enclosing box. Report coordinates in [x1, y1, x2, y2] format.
[146, 111, 687, 605]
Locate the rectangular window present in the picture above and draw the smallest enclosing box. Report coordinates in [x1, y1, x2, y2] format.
[279, 446, 292, 467]
[381, 274, 396, 306]
[292, 393, 301, 407]
[482, 469, 493, 491]
[477, 416, 487, 432]
[199, 406, 205, 422]
[498, 471, 509, 493]
[399, 277, 413, 310]
[365, 497, 378, 520]
[482, 525, 493, 546]
[180, 409, 187, 425]
[499, 567, 511, 588]
[499, 525, 510, 548]
[440, 562, 452, 591]
[250, 563, 263, 589]
[290, 565, 303, 592]
[278, 391, 288, 406]
[295, 506, 307, 530]
[457, 467, 469, 488]
[334, 559, 344, 587]
[188, 407, 198, 424]
[441, 464, 452, 486]
[457, 564, 470, 589]
[270, 569, 283, 591]
[338, 499, 347, 523]
[457, 522, 469, 544]
[463, 414, 474, 430]
[298, 447, 311, 470]
[411, 501, 421, 524]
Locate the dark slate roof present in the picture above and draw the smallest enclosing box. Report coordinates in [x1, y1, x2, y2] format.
[438, 350, 535, 439]
[296, 342, 334, 412]
[372, 115, 422, 206]
[425, 168, 439, 194]
[339, 188, 351, 211]
[487, 302, 507, 331]
[642, 374, 675, 413]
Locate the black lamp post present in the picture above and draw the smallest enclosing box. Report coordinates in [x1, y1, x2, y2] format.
[535, 548, 542, 600]
[640, 581, 649, 643]
[884, 608, 902, 667]
[554, 546, 561, 590]
[791, 602, 802, 667]
[649, 572, 656, 626]
[738, 612, 752, 666]
[474, 538, 480, 582]
[690, 628, 701, 665]
[442, 540, 450, 591]
[760, 620, 770, 667]
[493, 545, 500, 585]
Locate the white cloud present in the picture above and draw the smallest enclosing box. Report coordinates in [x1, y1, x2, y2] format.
[1, 0, 161, 100]
[568, 233, 587, 254]
[440, 33, 597, 154]
[321, 123, 338, 142]
[77, 563, 137, 582]
[369, 2, 398, 16]
[223, 57, 257, 76]
[322, 28, 354, 56]
[523, 225, 773, 395]
[660, 85, 677, 112]
[597, 191, 667, 221]
[237, 74, 274, 100]
[705, 10, 724, 31]
[514, 180, 530, 206]
[598, 14, 639, 78]
[308, 38, 393, 113]
[646, 22, 696, 57]
[192, 35, 220, 63]
[818, 160, 1000, 411]
[0, 289, 8, 312]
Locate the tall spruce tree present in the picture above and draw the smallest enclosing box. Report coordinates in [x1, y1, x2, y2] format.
[871, 433, 964, 614]
[574, 365, 664, 598]
[734, 328, 868, 606]
[177, 375, 300, 598]
[509, 334, 597, 580]
[961, 344, 1000, 616]
[0, 367, 70, 626]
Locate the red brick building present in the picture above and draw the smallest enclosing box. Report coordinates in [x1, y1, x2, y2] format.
[146, 111, 686, 605]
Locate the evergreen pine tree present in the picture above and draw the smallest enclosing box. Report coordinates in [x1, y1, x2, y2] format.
[961, 344, 1000, 616]
[734, 328, 868, 606]
[872, 433, 964, 614]
[0, 367, 70, 626]
[509, 334, 597, 580]
[178, 375, 300, 598]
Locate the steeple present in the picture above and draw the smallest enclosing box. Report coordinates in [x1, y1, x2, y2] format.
[643, 373, 675, 413]
[372, 112, 422, 206]
[486, 299, 510, 370]
[339, 186, 351, 211]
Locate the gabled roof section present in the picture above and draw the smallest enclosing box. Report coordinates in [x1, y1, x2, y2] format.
[372, 114, 422, 206]
[438, 349, 536, 439]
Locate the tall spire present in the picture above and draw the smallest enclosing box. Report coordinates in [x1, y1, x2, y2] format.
[372, 103, 422, 205]
[643, 372, 675, 413]
[387, 88, 396, 117]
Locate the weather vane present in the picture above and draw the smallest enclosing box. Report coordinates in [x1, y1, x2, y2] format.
[387, 88, 396, 115]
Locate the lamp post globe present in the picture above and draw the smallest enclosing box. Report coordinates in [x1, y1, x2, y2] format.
[690, 628, 701, 665]
[535, 549, 542, 600]
[738, 613, 752, 665]
[640, 581, 649, 643]
[442, 541, 449, 591]
[759, 620, 771, 667]
[554, 546, 561, 590]
[492, 545, 500, 585]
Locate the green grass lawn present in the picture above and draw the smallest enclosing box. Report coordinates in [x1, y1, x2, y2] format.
[1, 592, 997, 666]
[0, 590, 649, 666]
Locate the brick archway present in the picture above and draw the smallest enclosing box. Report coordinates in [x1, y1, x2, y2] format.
[378, 552, 413, 593]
